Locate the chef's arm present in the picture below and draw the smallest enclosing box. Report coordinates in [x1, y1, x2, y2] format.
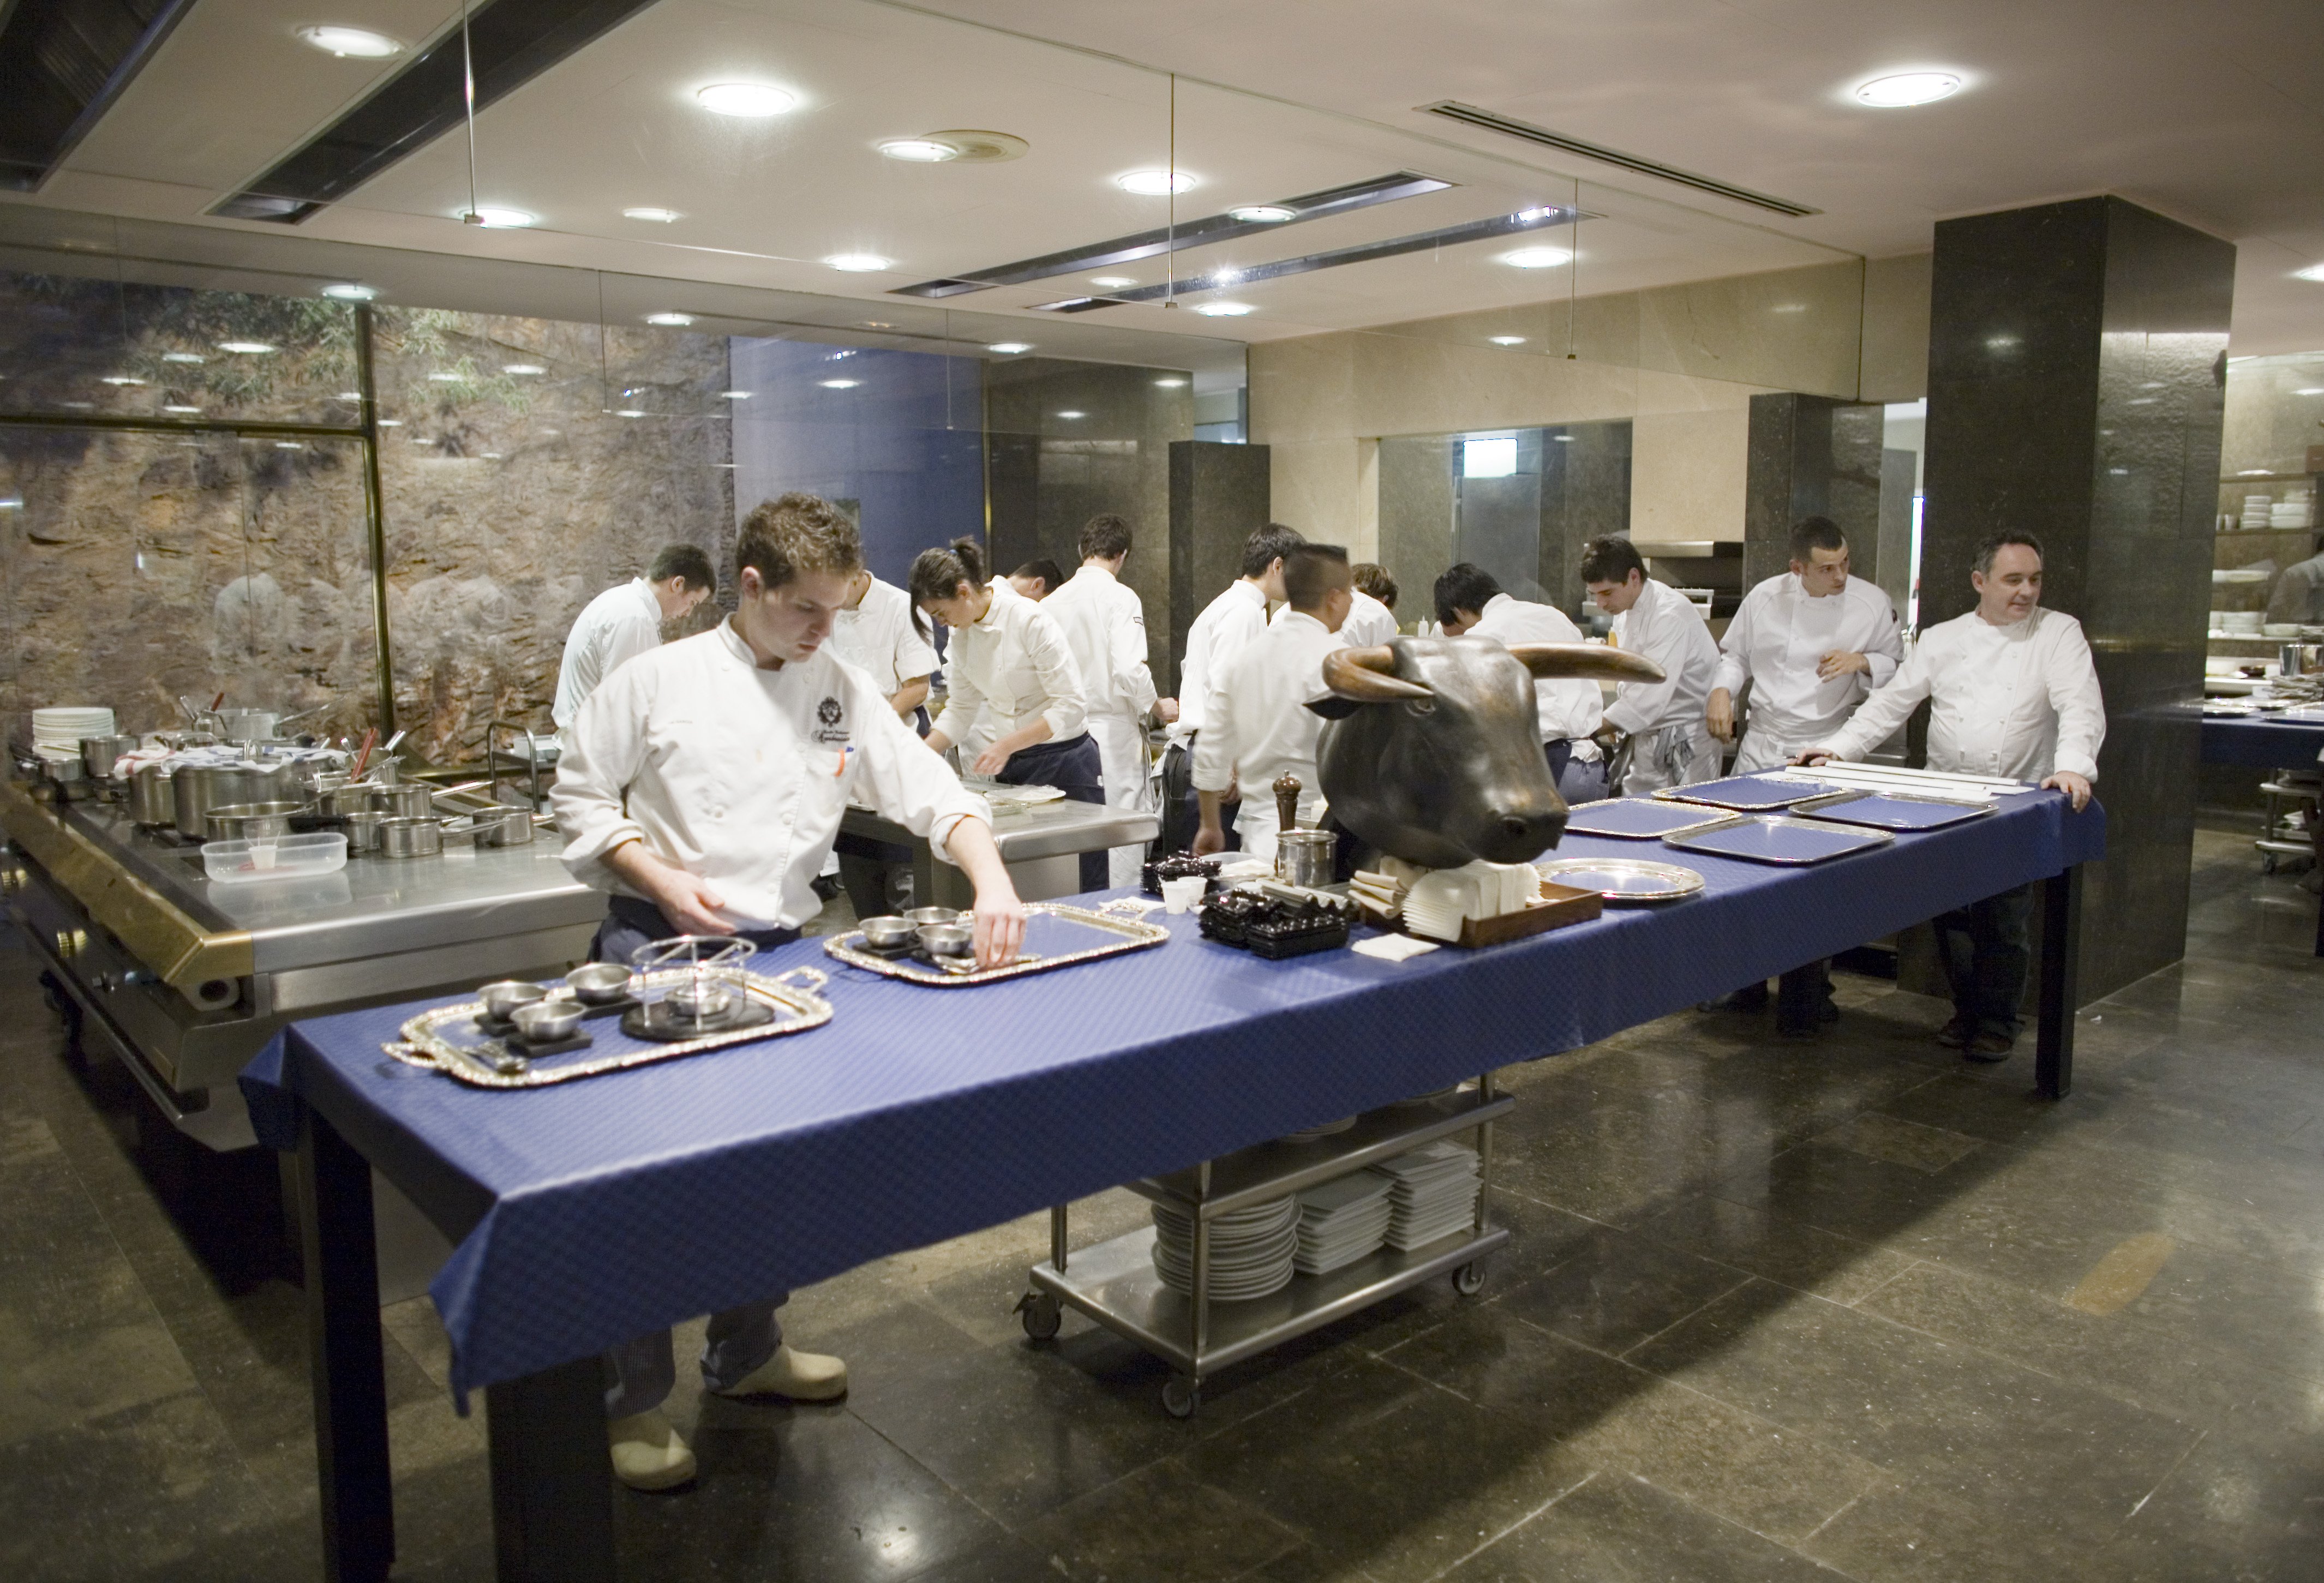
[1113, 608, 1159, 716]
[2045, 625, 2106, 783]
[600, 841, 732, 936]
[888, 675, 930, 718]
[1194, 790, 1230, 856]
[924, 651, 984, 755]
[1800, 645, 1931, 763]
[974, 716, 1053, 776]
[945, 819, 1026, 967]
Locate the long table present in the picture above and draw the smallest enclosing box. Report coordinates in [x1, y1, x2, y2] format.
[2199, 711, 2324, 767]
[243, 792, 2103, 1583]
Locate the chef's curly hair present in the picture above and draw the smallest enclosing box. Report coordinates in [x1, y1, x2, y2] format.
[907, 537, 989, 640]
[737, 493, 861, 589]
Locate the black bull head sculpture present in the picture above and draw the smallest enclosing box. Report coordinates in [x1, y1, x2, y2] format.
[1305, 637, 1667, 870]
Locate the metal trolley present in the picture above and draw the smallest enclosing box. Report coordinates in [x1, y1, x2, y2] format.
[1017, 1076, 1511, 1418]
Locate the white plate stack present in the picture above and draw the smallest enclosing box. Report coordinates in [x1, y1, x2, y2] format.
[33, 706, 115, 753]
[1368, 1142, 1482, 1251]
[1292, 1172, 1393, 1275]
[1151, 1196, 1298, 1300]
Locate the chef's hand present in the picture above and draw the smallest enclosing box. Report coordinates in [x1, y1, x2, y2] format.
[1192, 821, 1226, 856]
[2043, 770, 2093, 812]
[1153, 697, 1180, 724]
[1706, 688, 1736, 743]
[1789, 749, 1834, 767]
[943, 819, 1026, 967]
[1818, 650, 1870, 681]
[1590, 721, 1621, 753]
[971, 743, 1014, 776]
[604, 843, 734, 935]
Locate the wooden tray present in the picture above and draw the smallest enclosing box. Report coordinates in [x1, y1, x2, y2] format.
[1354, 879, 1602, 946]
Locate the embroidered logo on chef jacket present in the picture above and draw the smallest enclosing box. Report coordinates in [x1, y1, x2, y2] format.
[813, 695, 850, 744]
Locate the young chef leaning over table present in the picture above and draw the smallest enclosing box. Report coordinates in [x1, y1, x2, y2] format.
[1796, 531, 2103, 1062]
[553, 492, 1027, 1492]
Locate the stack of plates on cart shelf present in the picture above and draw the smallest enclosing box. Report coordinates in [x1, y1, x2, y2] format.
[1368, 1142, 1482, 1251]
[1151, 1195, 1298, 1300]
[33, 706, 115, 751]
[1292, 1171, 1393, 1275]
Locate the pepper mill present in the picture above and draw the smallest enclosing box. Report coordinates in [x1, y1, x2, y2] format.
[1273, 771, 1302, 832]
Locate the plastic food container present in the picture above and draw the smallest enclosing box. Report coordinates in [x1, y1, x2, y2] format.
[202, 831, 348, 884]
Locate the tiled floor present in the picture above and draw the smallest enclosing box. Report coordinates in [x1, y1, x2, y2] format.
[3, 829, 2320, 1581]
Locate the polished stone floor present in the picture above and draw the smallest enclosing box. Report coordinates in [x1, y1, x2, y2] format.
[2, 828, 2319, 1581]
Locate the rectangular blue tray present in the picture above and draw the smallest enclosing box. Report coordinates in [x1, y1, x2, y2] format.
[1562, 798, 1739, 840]
[1654, 774, 1844, 812]
[1661, 815, 1894, 866]
[1797, 792, 1993, 832]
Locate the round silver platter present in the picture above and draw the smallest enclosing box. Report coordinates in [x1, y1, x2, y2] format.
[1536, 857, 1706, 903]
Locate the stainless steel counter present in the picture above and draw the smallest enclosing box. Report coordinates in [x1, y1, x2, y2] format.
[838, 798, 1159, 909]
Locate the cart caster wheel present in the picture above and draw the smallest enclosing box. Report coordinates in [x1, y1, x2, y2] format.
[1451, 1261, 1488, 1297]
[1016, 1292, 1061, 1341]
[2262, 854, 2279, 876]
[1161, 1377, 1200, 1419]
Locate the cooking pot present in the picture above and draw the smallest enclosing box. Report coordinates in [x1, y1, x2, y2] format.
[466, 807, 534, 848]
[370, 782, 436, 819]
[79, 734, 139, 781]
[203, 801, 304, 841]
[378, 816, 443, 858]
[1274, 829, 1338, 890]
[213, 708, 280, 742]
[128, 763, 176, 826]
[173, 763, 296, 840]
[314, 779, 381, 818]
[340, 810, 390, 854]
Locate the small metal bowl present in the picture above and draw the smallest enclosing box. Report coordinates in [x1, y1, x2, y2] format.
[905, 907, 962, 928]
[564, 962, 632, 1005]
[665, 977, 734, 1018]
[478, 980, 547, 1020]
[509, 998, 586, 1043]
[917, 922, 975, 958]
[859, 915, 918, 949]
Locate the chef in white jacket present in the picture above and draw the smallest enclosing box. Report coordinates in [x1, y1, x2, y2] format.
[1709, 518, 1904, 773]
[554, 493, 1025, 1492]
[830, 565, 938, 722]
[1160, 524, 1303, 851]
[551, 543, 715, 747]
[1193, 544, 1352, 862]
[1433, 562, 1604, 795]
[1041, 515, 1162, 886]
[1349, 563, 1402, 644]
[1802, 531, 2104, 1061]
[1579, 536, 1722, 791]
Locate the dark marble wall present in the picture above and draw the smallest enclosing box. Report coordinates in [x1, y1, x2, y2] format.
[1540, 421, 1634, 620]
[1165, 441, 1271, 697]
[1922, 196, 2232, 1002]
[1743, 394, 1885, 593]
[1376, 435, 1458, 630]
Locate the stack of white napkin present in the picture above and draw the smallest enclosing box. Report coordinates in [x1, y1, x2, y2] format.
[1402, 860, 1543, 941]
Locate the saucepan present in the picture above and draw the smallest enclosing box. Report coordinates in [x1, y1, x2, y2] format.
[466, 807, 534, 847]
[79, 734, 139, 781]
[370, 782, 437, 819]
[204, 801, 304, 842]
[379, 816, 443, 858]
[340, 810, 390, 853]
[128, 763, 176, 826]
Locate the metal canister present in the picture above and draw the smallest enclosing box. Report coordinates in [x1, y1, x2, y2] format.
[128, 762, 176, 826]
[378, 816, 443, 858]
[340, 810, 390, 853]
[1273, 829, 1339, 889]
[79, 734, 138, 781]
[371, 782, 436, 819]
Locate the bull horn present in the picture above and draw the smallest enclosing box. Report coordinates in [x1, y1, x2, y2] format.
[1505, 643, 1666, 685]
[1322, 645, 1433, 703]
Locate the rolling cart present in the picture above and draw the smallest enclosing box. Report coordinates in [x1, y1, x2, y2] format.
[1017, 1076, 1511, 1418]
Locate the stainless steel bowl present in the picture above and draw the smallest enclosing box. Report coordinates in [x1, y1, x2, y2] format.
[469, 806, 534, 847]
[859, 914, 918, 949]
[340, 809, 390, 853]
[564, 962, 632, 1005]
[664, 977, 734, 1018]
[205, 801, 304, 841]
[510, 998, 586, 1043]
[478, 980, 547, 1020]
[904, 907, 962, 928]
[917, 922, 975, 958]
[379, 816, 443, 858]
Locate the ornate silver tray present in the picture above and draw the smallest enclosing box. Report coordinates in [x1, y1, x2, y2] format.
[384, 964, 833, 1088]
[1535, 856, 1706, 902]
[822, 900, 1169, 986]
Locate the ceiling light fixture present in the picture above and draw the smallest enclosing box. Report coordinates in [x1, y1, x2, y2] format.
[460, 206, 534, 228]
[1500, 246, 1572, 269]
[825, 253, 891, 272]
[338, 392, 362, 400]
[2295, 265, 2324, 283]
[376, 418, 402, 427]
[2296, 387, 2324, 395]
[503, 364, 544, 375]
[1154, 378, 1187, 387]
[1853, 71, 1963, 107]
[1192, 301, 1253, 317]
[1057, 411, 1086, 419]
[296, 25, 404, 58]
[1117, 169, 1196, 196]
[623, 207, 682, 223]
[163, 405, 200, 413]
[615, 409, 648, 417]
[1489, 335, 1526, 346]
[879, 138, 958, 163]
[697, 83, 795, 117]
[428, 371, 462, 382]
[986, 342, 1032, 354]
[645, 312, 695, 326]
[275, 441, 304, 450]
[1229, 206, 1296, 223]
[722, 390, 751, 399]
[100, 376, 146, 386]
[162, 352, 204, 364]
[217, 341, 275, 354]
[320, 282, 377, 302]
[820, 379, 859, 389]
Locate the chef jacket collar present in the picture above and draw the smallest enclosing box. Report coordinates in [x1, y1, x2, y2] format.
[715, 613, 794, 672]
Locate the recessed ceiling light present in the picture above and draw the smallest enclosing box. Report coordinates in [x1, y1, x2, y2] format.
[645, 312, 694, 326]
[320, 282, 376, 302]
[1770, 303, 1807, 314]
[820, 379, 860, 389]
[1854, 71, 1963, 107]
[623, 207, 682, 223]
[61, 401, 92, 409]
[100, 376, 145, 386]
[296, 25, 404, 58]
[615, 409, 648, 418]
[427, 372, 462, 382]
[503, 364, 544, 375]
[2295, 265, 2324, 283]
[275, 441, 304, 450]
[2296, 387, 2324, 395]
[1117, 169, 1196, 196]
[722, 389, 751, 399]
[1551, 434, 1575, 442]
[376, 418, 402, 427]
[879, 138, 958, 163]
[986, 341, 1032, 354]
[825, 253, 891, 273]
[161, 352, 204, 364]
[1057, 410, 1086, 419]
[697, 82, 795, 117]
[1154, 377, 1188, 387]
[1489, 335, 1526, 346]
[163, 405, 200, 414]
[217, 341, 275, 354]
[462, 207, 534, 228]
[1229, 205, 1296, 223]
[0, 497, 20, 509]
[862, 320, 894, 328]
[1192, 301, 1253, 317]
[1089, 276, 1135, 289]
[338, 392, 362, 400]
[1500, 247, 1572, 269]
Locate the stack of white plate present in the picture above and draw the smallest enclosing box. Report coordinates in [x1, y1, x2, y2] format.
[33, 706, 114, 751]
[1368, 1142, 1482, 1251]
[1151, 1196, 1298, 1300]
[1292, 1172, 1393, 1275]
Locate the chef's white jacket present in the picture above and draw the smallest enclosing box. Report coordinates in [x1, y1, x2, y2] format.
[1814, 606, 2105, 783]
[1711, 572, 1903, 769]
[1191, 609, 1345, 849]
[830, 574, 938, 699]
[1041, 564, 1157, 725]
[555, 619, 991, 930]
[1466, 592, 1602, 743]
[927, 579, 1089, 748]
[1341, 589, 1399, 649]
[1170, 579, 1269, 743]
[1602, 578, 1721, 747]
[553, 579, 662, 733]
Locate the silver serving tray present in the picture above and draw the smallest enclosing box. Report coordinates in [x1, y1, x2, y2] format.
[1653, 773, 1845, 812]
[1561, 798, 1738, 841]
[385, 964, 833, 1088]
[1792, 789, 1994, 832]
[1661, 814, 1895, 866]
[822, 899, 1168, 986]
[1536, 856, 1706, 902]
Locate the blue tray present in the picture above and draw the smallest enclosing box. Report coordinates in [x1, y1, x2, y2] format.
[1654, 774, 1843, 812]
[1563, 798, 1739, 840]
[1798, 792, 1992, 832]
[1661, 815, 1894, 866]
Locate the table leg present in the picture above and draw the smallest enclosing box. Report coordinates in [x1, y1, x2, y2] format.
[295, 1107, 394, 1583]
[487, 1356, 615, 1583]
[2035, 865, 2082, 1100]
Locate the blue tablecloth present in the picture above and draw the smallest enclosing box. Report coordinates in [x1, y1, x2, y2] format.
[241, 792, 2103, 1401]
[2201, 713, 2324, 767]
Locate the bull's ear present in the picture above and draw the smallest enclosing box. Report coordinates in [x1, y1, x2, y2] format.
[1305, 696, 1364, 719]
[1323, 646, 1433, 703]
[1506, 643, 1666, 685]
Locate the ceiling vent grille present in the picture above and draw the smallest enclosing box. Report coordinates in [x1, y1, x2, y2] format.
[1419, 101, 1819, 218]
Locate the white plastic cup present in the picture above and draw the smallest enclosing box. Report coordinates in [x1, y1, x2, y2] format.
[1163, 876, 1207, 914]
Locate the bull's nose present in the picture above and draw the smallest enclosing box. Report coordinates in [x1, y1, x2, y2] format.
[1501, 816, 1533, 841]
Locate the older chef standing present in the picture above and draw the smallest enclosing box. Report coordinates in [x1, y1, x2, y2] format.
[552, 543, 716, 747]
[1041, 515, 1163, 887]
[1801, 531, 2103, 1061]
[1433, 562, 1604, 793]
[1579, 536, 1723, 792]
[554, 493, 1025, 1492]
[1160, 524, 1304, 852]
[1193, 544, 1352, 861]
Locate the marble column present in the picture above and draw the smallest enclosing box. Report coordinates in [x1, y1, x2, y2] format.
[1922, 195, 2232, 1001]
[1166, 440, 1270, 696]
[1743, 394, 1885, 592]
